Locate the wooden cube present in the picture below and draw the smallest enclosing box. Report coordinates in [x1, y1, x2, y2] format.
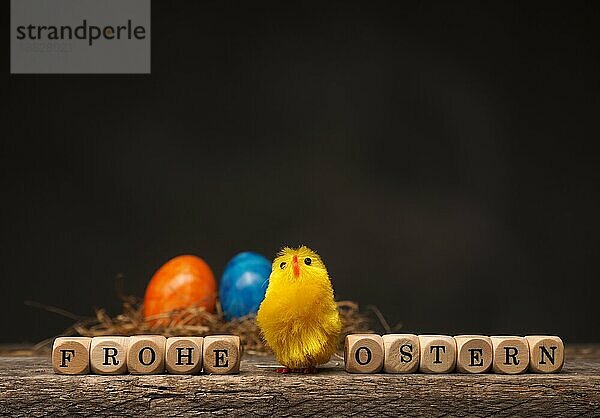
[344, 334, 384, 373]
[127, 335, 166, 374]
[454, 335, 493, 374]
[90, 336, 129, 375]
[202, 335, 241, 374]
[418, 335, 456, 373]
[382, 334, 420, 373]
[52, 337, 91, 375]
[526, 335, 564, 373]
[491, 336, 529, 374]
[166, 337, 204, 374]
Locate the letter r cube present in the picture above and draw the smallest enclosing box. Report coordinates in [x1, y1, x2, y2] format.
[90, 336, 129, 374]
[491, 336, 529, 374]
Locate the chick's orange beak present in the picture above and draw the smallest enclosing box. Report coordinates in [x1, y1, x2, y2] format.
[292, 255, 300, 277]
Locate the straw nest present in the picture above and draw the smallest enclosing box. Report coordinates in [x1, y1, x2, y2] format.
[33, 295, 375, 355]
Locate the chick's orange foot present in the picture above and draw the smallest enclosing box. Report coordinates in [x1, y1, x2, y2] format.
[275, 366, 317, 374]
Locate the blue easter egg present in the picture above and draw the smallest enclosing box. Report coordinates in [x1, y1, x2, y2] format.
[219, 252, 271, 320]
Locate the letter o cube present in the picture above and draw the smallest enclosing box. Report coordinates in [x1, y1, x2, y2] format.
[344, 334, 384, 373]
[127, 335, 166, 374]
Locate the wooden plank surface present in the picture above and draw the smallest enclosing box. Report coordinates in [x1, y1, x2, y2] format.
[1, 345, 599, 416]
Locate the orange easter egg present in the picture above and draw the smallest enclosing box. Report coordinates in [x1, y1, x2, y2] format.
[143, 255, 217, 322]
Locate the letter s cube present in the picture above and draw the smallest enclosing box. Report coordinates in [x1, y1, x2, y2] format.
[383, 334, 420, 373]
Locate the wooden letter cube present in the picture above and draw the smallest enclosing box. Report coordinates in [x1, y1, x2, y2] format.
[526, 335, 564, 373]
[90, 336, 129, 375]
[344, 334, 384, 373]
[52, 337, 91, 375]
[418, 335, 456, 373]
[127, 335, 166, 374]
[455, 335, 493, 374]
[382, 334, 420, 373]
[202, 335, 241, 374]
[166, 337, 204, 374]
[491, 336, 529, 374]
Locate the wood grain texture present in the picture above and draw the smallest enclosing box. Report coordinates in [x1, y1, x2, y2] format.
[1, 345, 600, 416]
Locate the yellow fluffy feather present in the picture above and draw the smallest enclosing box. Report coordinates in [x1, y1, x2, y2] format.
[257, 246, 342, 371]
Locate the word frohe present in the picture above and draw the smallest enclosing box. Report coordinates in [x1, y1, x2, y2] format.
[52, 335, 240, 375]
[345, 334, 564, 374]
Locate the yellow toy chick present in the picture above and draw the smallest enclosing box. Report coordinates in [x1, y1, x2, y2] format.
[257, 246, 342, 373]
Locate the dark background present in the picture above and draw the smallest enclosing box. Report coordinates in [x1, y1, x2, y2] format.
[3, 1, 599, 343]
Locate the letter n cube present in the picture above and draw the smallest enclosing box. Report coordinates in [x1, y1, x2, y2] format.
[526, 335, 564, 373]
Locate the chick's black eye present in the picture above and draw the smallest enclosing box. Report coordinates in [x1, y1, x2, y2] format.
[280, 262, 287, 269]
[304, 257, 312, 266]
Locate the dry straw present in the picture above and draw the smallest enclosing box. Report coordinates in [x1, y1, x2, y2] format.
[30, 294, 375, 355]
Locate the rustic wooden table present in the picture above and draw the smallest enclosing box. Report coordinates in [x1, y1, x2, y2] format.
[1, 344, 599, 416]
